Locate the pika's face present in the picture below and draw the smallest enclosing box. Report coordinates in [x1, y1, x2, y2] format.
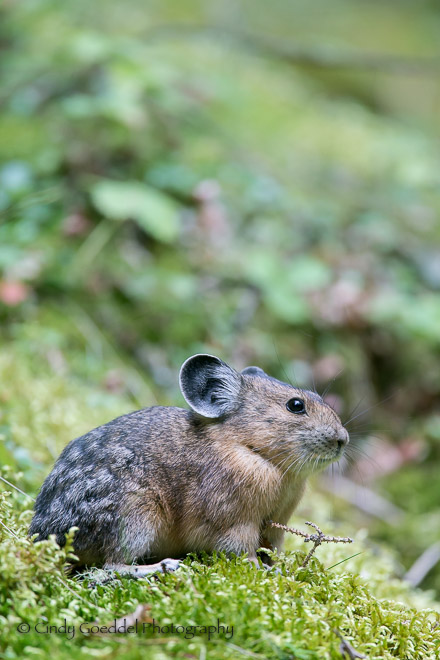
[238, 371, 349, 475]
[180, 354, 349, 476]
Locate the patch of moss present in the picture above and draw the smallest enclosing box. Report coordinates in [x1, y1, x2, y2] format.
[0, 345, 438, 659]
[1, 486, 439, 659]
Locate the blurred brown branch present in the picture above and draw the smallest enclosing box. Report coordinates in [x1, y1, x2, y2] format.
[404, 542, 440, 587]
[320, 475, 405, 525]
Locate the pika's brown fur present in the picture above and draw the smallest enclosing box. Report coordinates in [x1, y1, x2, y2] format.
[29, 355, 348, 574]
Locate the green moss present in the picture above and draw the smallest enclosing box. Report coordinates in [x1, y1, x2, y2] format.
[0, 345, 134, 488]
[0, 343, 439, 659]
[1, 490, 439, 660]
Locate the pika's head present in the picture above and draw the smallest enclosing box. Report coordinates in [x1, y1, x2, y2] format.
[180, 354, 349, 475]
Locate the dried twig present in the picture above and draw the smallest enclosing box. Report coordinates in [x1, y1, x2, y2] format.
[0, 520, 21, 540]
[333, 629, 366, 659]
[0, 475, 36, 501]
[269, 520, 353, 567]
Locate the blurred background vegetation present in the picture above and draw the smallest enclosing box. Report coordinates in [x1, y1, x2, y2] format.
[1, 0, 440, 598]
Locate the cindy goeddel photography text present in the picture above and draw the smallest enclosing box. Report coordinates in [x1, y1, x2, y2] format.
[16, 617, 234, 641]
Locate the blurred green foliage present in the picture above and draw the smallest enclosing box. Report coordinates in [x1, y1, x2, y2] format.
[1, 0, 440, 609]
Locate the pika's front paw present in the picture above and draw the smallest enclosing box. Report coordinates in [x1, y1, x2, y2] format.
[102, 558, 182, 579]
[160, 558, 182, 573]
[248, 557, 280, 572]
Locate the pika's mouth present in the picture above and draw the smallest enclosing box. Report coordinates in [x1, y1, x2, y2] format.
[308, 449, 344, 465]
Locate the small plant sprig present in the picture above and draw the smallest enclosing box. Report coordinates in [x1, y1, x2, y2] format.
[269, 520, 353, 567]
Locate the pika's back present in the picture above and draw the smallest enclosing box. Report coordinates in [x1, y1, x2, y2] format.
[29, 406, 196, 559]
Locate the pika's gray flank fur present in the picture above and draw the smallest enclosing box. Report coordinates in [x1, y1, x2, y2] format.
[29, 354, 349, 576]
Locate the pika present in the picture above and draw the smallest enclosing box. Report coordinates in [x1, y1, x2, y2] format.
[29, 354, 349, 575]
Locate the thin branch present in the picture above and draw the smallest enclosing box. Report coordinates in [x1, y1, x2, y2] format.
[333, 629, 366, 659]
[269, 520, 353, 567]
[0, 475, 35, 501]
[0, 519, 20, 540]
[56, 575, 92, 606]
[404, 542, 440, 587]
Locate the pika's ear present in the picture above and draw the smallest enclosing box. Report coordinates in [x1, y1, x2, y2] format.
[241, 366, 268, 378]
[179, 354, 242, 418]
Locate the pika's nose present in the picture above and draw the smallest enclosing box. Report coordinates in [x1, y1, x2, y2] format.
[336, 428, 349, 451]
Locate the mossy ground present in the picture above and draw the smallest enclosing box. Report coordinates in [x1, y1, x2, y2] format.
[0, 348, 439, 660]
[1, 493, 439, 660]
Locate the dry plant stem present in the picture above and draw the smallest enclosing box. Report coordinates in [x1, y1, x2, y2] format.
[269, 520, 353, 567]
[333, 629, 366, 660]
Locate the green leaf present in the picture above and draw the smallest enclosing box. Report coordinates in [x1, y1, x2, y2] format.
[90, 179, 180, 243]
[264, 287, 310, 324]
[287, 256, 332, 293]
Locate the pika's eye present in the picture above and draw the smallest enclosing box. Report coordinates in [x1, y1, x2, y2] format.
[286, 398, 306, 414]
